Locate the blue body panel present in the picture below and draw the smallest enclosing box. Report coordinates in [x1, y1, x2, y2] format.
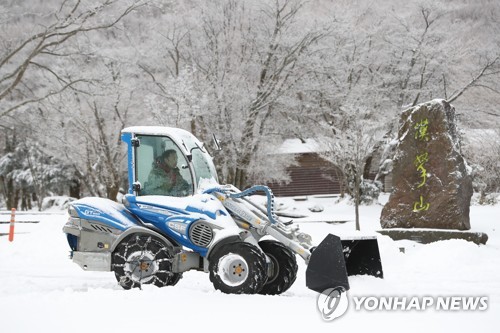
[71, 196, 220, 257]
[72, 198, 141, 231]
[125, 195, 211, 256]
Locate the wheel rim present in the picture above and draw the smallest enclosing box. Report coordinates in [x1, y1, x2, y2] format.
[124, 250, 158, 283]
[265, 253, 280, 284]
[217, 253, 249, 287]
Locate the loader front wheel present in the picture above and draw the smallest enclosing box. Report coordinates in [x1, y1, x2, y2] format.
[258, 240, 298, 295]
[209, 242, 267, 294]
[112, 234, 182, 289]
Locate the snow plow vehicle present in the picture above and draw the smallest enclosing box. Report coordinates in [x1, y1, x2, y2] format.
[63, 126, 382, 295]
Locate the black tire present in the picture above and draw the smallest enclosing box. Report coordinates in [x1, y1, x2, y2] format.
[258, 240, 298, 295]
[209, 242, 268, 294]
[112, 234, 182, 289]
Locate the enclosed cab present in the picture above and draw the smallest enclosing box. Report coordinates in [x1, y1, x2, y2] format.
[121, 126, 219, 197]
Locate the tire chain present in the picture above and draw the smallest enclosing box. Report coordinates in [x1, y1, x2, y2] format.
[112, 235, 176, 289]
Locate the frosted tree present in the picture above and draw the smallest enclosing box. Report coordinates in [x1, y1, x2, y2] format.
[0, 0, 153, 200]
[37, 58, 139, 200]
[0, 132, 71, 210]
[381, 5, 449, 108]
[379, 1, 500, 125]
[0, 0, 145, 119]
[1, 0, 498, 202]
[463, 129, 500, 204]
[318, 110, 386, 230]
[186, 0, 332, 188]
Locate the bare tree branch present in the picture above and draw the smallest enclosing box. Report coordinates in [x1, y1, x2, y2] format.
[447, 55, 500, 103]
[0, 0, 145, 118]
[0, 79, 90, 118]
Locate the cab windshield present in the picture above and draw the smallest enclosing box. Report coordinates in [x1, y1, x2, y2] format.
[135, 135, 194, 197]
[175, 132, 219, 186]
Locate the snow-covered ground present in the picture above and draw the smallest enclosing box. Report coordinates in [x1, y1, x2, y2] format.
[1, 194, 499, 332]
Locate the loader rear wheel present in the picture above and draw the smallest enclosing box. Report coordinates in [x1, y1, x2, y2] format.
[209, 242, 267, 294]
[112, 234, 182, 289]
[258, 240, 298, 295]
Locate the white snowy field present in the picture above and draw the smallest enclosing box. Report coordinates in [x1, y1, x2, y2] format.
[1, 194, 499, 332]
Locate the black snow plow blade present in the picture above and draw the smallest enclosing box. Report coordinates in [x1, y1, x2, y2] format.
[306, 234, 383, 294]
[341, 236, 383, 278]
[306, 234, 350, 293]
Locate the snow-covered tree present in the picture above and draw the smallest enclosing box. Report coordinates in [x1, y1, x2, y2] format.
[463, 129, 500, 204]
[0, 131, 71, 210]
[0, 0, 145, 119]
[318, 109, 387, 230]
[189, 0, 333, 188]
[36, 58, 138, 201]
[1, 0, 498, 200]
[1, 0, 145, 201]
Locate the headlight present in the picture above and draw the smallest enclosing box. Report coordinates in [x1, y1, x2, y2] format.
[68, 205, 79, 218]
[137, 203, 173, 216]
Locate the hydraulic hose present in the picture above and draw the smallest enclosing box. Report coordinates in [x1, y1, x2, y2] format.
[203, 185, 279, 224]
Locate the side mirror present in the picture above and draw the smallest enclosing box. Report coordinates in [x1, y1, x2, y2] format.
[212, 134, 222, 151]
[132, 181, 141, 193]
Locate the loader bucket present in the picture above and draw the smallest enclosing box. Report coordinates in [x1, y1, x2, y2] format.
[341, 237, 383, 278]
[306, 234, 350, 293]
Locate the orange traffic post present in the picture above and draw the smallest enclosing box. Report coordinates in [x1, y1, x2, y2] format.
[8, 208, 15, 242]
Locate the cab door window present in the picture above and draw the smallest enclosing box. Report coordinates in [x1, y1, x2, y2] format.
[135, 135, 193, 197]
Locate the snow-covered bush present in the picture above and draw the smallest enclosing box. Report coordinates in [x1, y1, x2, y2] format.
[0, 140, 72, 210]
[41, 196, 76, 211]
[359, 180, 383, 205]
[308, 204, 324, 213]
[471, 192, 499, 206]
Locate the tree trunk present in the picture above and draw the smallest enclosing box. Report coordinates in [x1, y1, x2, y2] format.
[0, 176, 6, 207]
[13, 187, 20, 211]
[107, 185, 119, 202]
[5, 178, 19, 210]
[69, 175, 81, 199]
[21, 191, 27, 211]
[21, 191, 33, 211]
[28, 192, 35, 210]
[479, 190, 486, 205]
[335, 168, 347, 198]
[233, 167, 248, 190]
[354, 172, 361, 231]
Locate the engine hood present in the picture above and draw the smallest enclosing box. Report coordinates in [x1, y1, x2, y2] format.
[123, 193, 235, 228]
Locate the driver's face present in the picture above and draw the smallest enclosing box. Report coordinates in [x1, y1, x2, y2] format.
[165, 153, 178, 168]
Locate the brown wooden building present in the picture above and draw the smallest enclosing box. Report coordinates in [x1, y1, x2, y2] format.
[265, 138, 394, 197]
[266, 153, 343, 197]
[265, 139, 344, 197]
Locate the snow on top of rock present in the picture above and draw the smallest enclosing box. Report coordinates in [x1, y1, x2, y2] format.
[402, 98, 447, 111]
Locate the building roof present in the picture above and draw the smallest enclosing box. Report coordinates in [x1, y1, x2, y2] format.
[276, 138, 328, 154]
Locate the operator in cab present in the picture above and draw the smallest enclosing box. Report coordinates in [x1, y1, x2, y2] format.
[145, 149, 190, 196]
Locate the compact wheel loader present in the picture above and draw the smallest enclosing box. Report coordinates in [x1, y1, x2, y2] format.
[63, 126, 382, 295]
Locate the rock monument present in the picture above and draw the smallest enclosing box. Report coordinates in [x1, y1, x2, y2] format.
[380, 99, 473, 230]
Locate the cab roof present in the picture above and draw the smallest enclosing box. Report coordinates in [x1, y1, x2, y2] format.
[121, 126, 193, 138]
